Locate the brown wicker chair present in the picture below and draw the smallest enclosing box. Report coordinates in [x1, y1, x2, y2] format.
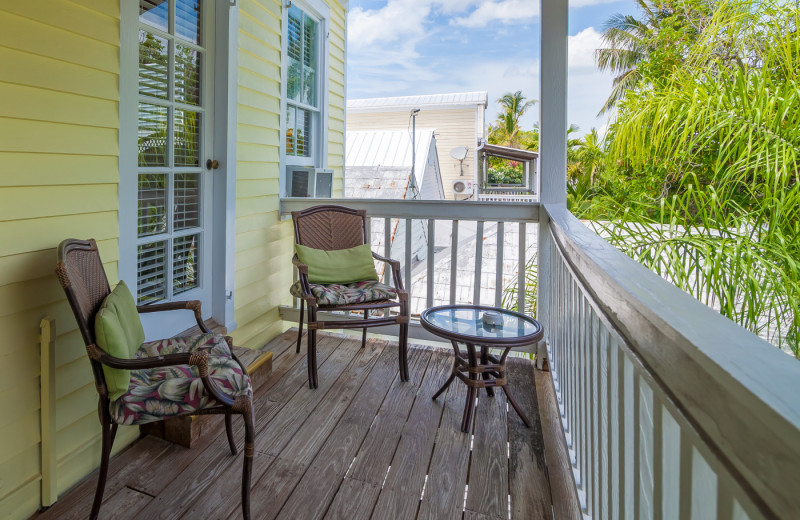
[55, 239, 255, 520]
[291, 205, 410, 388]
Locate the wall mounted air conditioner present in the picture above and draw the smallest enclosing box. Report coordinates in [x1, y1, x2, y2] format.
[452, 179, 474, 195]
[287, 167, 334, 197]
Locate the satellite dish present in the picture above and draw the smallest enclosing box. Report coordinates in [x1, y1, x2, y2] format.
[450, 146, 469, 161]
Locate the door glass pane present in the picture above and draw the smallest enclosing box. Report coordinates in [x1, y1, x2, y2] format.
[175, 0, 202, 44]
[139, 31, 169, 99]
[174, 108, 200, 166]
[287, 6, 302, 102]
[175, 44, 201, 105]
[140, 0, 169, 31]
[138, 103, 168, 167]
[174, 173, 201, 230]
[137, 241, 168, 304]
[173, 234, 199, 295]
[136, 1, 206, 305]
[138, 173, 168, 237]
[302, 16, 317, 106]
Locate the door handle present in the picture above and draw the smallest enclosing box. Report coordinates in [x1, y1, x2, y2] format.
[206, 159, 220, 170]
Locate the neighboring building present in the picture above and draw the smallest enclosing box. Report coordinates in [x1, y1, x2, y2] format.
[345, 129, 445, 271]
[0, 1, 347, 517]
[347, 92, 488, 200]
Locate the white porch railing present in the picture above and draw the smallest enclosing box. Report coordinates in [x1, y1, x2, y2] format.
[543, 204, 800, 519]
[279, 198, 800, 518]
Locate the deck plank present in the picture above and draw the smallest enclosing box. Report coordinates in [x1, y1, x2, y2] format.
[132, 334, 348, 519]
[274, 341, 406, 520]
[507, 359, 552, 519]
[466, 358, 510, 520]
[536, 367, 582, 520]
[345, 347, 434, 486]
[33, 334, 557, 520]
[224, 338, 390, 520]
[35, 436, 172, 520]
[371, 350, 454, 520]
[93, 487, 152, 520]
[324, 477, 381, 520]
[417, 369, 471, 520]
[208, 335, 378, 519]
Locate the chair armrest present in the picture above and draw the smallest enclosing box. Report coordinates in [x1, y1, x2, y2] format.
[86, 344, 198, 371]
[372, 252, 406, 292]
[137, 300, 210, 333]
[87, 344, 236, 406]
[291, 254, 308, 275]
[291, 255, 318, 306]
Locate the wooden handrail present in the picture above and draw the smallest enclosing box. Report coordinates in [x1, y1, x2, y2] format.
[545, 203, 800, 519]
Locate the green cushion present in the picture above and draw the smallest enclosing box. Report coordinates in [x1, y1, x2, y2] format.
[94, 281, 145, 401]
[296, 243, 379, 284]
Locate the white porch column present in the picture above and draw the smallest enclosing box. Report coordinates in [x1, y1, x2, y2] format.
[537, 0, 568, 368]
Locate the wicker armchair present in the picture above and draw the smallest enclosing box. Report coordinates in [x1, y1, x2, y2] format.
[55, 239, 256, 520]
[290, 205, 410, 388]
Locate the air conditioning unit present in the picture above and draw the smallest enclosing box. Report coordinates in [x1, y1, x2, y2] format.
[452, 179, 474, 195]
[287, 167, 334, 197]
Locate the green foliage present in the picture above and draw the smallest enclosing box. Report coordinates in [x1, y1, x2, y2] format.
[580, 0, 800, 354]
[487, 164, 524, 185]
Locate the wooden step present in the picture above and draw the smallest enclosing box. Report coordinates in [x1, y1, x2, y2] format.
[139, 322, 273, 448]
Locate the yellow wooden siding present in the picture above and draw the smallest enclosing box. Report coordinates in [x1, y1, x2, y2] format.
[0, 2, 137, 519]
[231, 0, 346, 349]
[347, 108, 483, 199]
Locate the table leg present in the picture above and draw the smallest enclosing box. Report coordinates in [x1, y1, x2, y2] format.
[460, 343, 479, 432]
[502, 386, 531, 427]
[432, 340, 461, 400]
[480, 346, 495, 397]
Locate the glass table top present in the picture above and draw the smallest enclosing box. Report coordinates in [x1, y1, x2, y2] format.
[421, 306, 542, 344]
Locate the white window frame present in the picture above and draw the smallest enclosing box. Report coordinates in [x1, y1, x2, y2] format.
[119, 0, 239, 338]
[279, 0, 330, 197]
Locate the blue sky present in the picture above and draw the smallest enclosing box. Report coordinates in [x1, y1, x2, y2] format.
[346, 0, 638, 137]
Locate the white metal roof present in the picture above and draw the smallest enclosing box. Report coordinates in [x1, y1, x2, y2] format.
[346, 129, 436, 186]
[347, 91, 489, 112]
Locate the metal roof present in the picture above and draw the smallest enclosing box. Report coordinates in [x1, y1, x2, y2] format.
[478, 142, 539, 160]
[345, 129, 436, 186]
[347, 91, 489, 112]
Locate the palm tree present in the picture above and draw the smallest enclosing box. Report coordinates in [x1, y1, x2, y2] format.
[575, 128, 604, 186]
[490, 91, 537, 148]
[594, 0, 712, 114]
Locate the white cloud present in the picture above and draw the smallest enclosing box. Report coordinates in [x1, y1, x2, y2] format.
[570, 0, 624, 7]
[348, 0, 432, 50]
[452, 0, 539, 28]
[568, 27, 603, 69]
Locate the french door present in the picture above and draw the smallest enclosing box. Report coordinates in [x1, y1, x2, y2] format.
[136, 0, 214, 337]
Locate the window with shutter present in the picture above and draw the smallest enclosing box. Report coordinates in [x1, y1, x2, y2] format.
[282, 1, 328, 196]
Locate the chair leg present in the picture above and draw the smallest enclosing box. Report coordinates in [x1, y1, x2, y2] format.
[309, 328, 318, 389]
[90, 420, 118, 520]
[399, 322, 409, 382]
[296, 299, 304, 354]
[241, 401, 255, 520]
[361, 310, 368, 348]
[225, 411, 237, 455]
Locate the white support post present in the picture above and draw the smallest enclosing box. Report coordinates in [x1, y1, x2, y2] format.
[537, 0, 568, 369]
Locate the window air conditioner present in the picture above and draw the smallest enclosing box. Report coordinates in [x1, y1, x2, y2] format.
[452, 179, 474, 195]
[287, 167, 334, 197]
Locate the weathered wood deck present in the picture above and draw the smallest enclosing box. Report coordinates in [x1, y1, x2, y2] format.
[34, 330, 565, 520]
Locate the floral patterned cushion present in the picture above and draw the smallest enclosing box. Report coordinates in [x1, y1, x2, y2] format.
[289, 280, 398, 306]
[109, 334, 252, 425]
